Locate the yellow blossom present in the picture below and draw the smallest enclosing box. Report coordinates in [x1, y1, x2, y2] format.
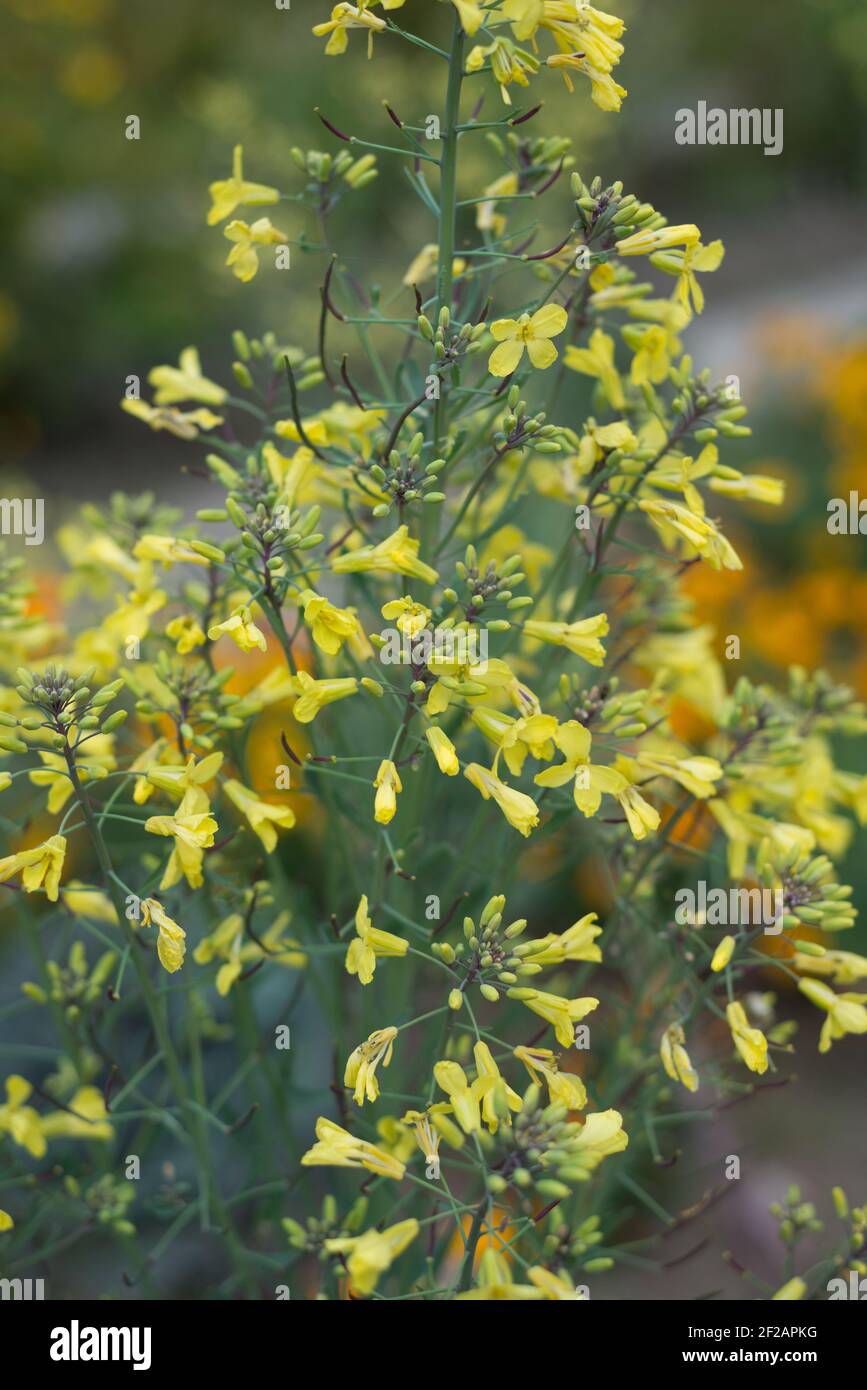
[301, 1115, 405, 1180]
[506, 986, 599, 1047]
[514, 1045, 587, 1109]
[144, 789, 217, 890]
[711, 935, 736, 972]
[616, 223, 702, 257]
[140, 898, 186, 973]
[798, 978, 867, 1053]
[325, 1218, 418, 1297]
[344, 1026, 398, 1105]
[208, 605, 268, 653]
[660, 1023, 699, 1092]
[0, 1074, 46, 1158]
[0, 834, 67, 902]
[298, 588, 359, 655]
[464, 762, 540, 837]
[332, 525, 438, 585]
[564, 327, 625, 409]
[121, 399, 224, 440]
[425, 725, 460, 776]
[345, 894, 408, 985]
[148, 346, 227, 407]
[313, 4, 388, 59]
[207, 144, 280, 226]
[224, 217, 288, 283]
[292, 671, 358, 723]
[726, 1000, 769, 1074]
[224, 778, 296, 851]
[381, 595, 431, 638]
[165, 614, 206, 653]
[522, 613, 608, 665]
[473, 1041, 522, 1132]
[488, 304, 569, 377]
[373, 759, 402, 824]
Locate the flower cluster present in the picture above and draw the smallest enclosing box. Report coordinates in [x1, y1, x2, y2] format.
[1, 0, 865, 1302]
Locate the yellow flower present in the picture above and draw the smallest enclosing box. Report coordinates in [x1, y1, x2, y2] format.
[224, 779, 295, 852]
[345, 894, 408, 985]
[473, 1041, 522, 1132]
[517, 913, 602, 967]
[39, 1086, 113, 1143]
[144, 789, 218, 890]
[0, 1210, 13, 1232]
[506, 986, 598, 1048]
[514, 1045, 587, 1109]
[772, 1277, 806, 1301]
[798, 978, 867, 1053]
[535, 721, 661, 840]
[292, 671, 358, 723]
[146, 751, 223, 810]
[457, 1251, 545, 1300]
[546, 54, 626, 109]
[711, 936, 735, 972]
[207, 145, 280, 226]
[208, 605, 268, 653]
[451, 0, 485, 36]
[565, 1108, 629, 1176]
[652, 239, 725, 316]
[313, 3, 388, 59]
[402, 244, 466, 286]
[472, 706, 558, 778]
[402, 1103, 465, 1154]
[344, 1026, 398, 1105]
[381, 595, 432, 638]
[193, 910, 305, 995]
[615, 223, 702, 257]
[133, 534, 211, 568]
[148, 346, 227, 407]
[224, 217, 288, 283]
[373, 759, 402, 824]
[726, 1001, 769, 1074]
[522, 613, 608, 665]
[332, 525, 438, 585]
[433, 1060, 487, 1135]
[0, 834, 67, 902]
[298, 588, 358, 655]
[325, 1218, 418, 1296]
[425, 725, 460, 776]
[564, 327, 625, 409]
[660, 1023, 699, 1092]
[488, 304, 569, 377]
[30, 738, 115, 815]
[0, 1074, 46, 1158]
[540, 3, 627, 108]
[792, 948, 867, 987]
[639, 498, 742, 570]
[527, 1266, 585, 1300]
[467, 36, 540, 105]
[629, 750, 723, 800]
[464, 762, 540, 837]
[165, 614, 206, 653]
[140, 897, 186, 973]
[60, 882, 118, 924]
[301, 1116, 405, 1180]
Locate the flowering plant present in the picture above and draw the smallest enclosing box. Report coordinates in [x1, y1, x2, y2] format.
[2, 0, 867, 1302]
